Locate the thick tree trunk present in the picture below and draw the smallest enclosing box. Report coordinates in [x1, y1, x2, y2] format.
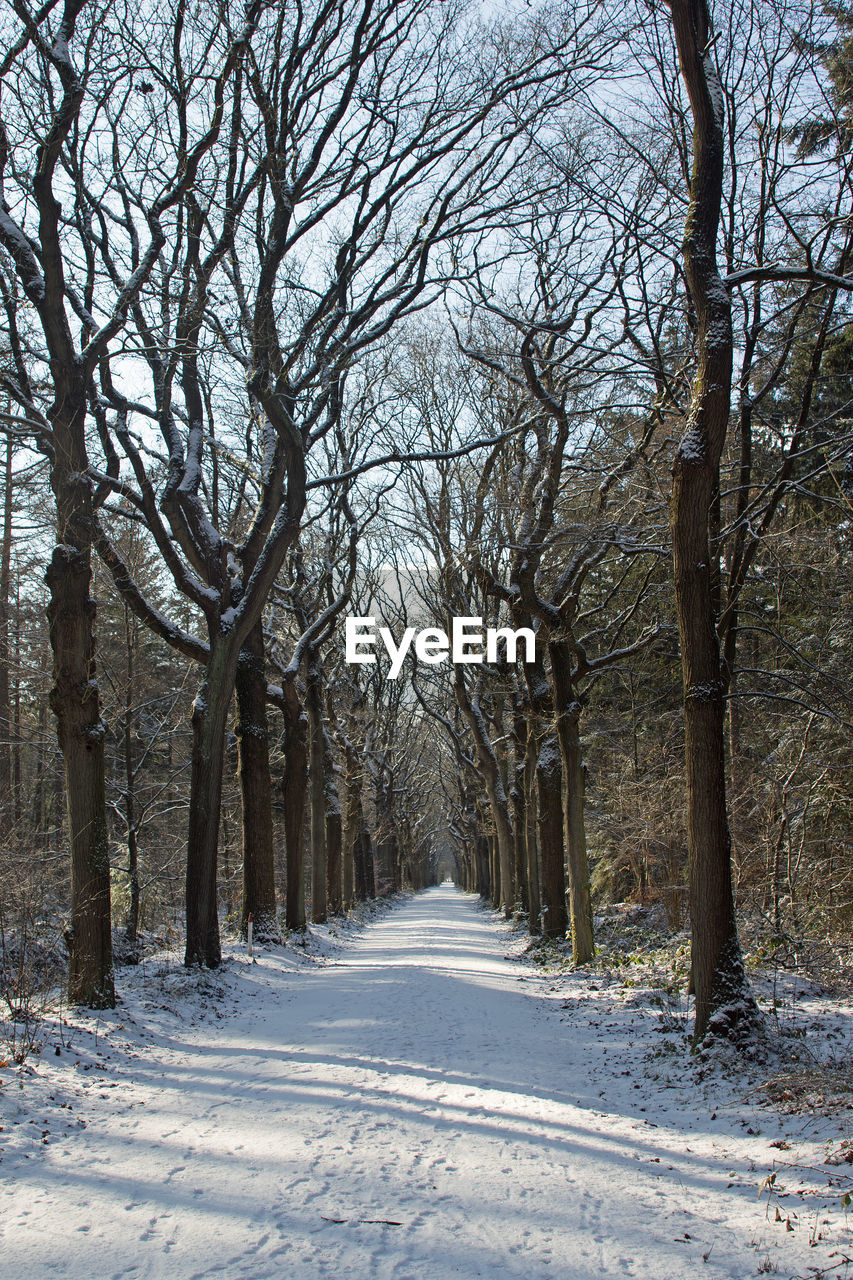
[323, 706, 343, 914]
[674, 515, 749, 1040]
[669, 0, 757, 1043]
[365, 822, 378, 898]
[306, 656, 327, 922]
[470, 796, 490, 900]
[484, 829, 499, 911]
[345, 734, 373, 903]
[476, 830, 490, 899]
[47, 543, 114, 1006]
[519, 637, 567, 938]
[0, 437, 12, 841]
[184, 640, 238, 967]
[341, 817, 355, 907]
[45, 372, 115, 1007]
[374, 765, 400, 897]
[51, 745, 65, 839]
[339, 751, 355, 909]
[524, 724, 541, 936]
[354, 822, 372, 901]
[459, 843, 471, 892]
[221, 807, 234, 918]
[123, 606, 140, 963]
[511, 708, 530, 914]
[12, 580, 21, 828]
[281, 681, 308, 931]
[535, 733, 569, 939]
[342, 738, 362, 904]
[455, 674, 514, 917]
[550, 639, 594, 963]
[235, 621, 279, 940]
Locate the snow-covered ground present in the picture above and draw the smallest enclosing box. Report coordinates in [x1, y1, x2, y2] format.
[1, 884, 850, 1280]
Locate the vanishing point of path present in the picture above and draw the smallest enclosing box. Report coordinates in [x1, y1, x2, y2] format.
[2, 886, 819, 1279]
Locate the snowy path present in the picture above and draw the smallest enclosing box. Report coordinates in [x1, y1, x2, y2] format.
[1, 885, 849, 1279]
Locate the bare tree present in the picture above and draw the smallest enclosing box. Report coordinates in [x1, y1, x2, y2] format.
[665, 0, 761, 1042]
[0, 0, 253, 1002]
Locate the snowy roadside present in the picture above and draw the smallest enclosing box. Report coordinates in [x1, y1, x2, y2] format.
[0, 895, 406, 1172]
[506, 903, 853, 1278]
[0, 887, 850, 1280]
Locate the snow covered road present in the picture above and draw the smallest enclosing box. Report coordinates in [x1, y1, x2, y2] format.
[1, 884, 849, 1279]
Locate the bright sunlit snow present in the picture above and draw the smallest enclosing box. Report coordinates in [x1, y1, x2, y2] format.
[1, 886, 850, 1279]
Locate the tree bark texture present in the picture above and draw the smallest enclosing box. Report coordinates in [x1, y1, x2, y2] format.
[323, 706, 343, 914]
[344, 732, 374, 902]
[519, 639, 567, 938]
[511, 709, 530, 913]
[0, 436, 12, 840]
[455, 674, 514, 916]
[184, 639, 239, 966]
[281, 681, 308, 931]
[355, 818, 374, 902]
[374, 768, 400, 897]
[46, 366, 115, 1007]
[524, 724, 541, 936]
[235, 621, 279, 940]
[475, 830, 490, 899]
[306, 656, 327, 922]
[47, 541, 114, 1007]
[669, 0, 757, 1042]
[549, 638, 595, 963]
[488, 833, 499, 909]
[342, 737, 362, 904]
[123, 606, 140, 962]
[535, 732, 569, 939]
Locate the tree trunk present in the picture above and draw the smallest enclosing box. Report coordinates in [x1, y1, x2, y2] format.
[0, 436, 12, 841]
[669, 0, 758, 1043]
[535, 732, 568, 939]
[475, 826, 490, 899]
[519, 634, 567, 938]
[235, 621, 279, 940]
[524, 723, 541, 936]
[549, 638, 594, 963]
[455, 673, 514, 917]
[31, 698, 47, 840]
[335, 718, 355, 909]
[51, 744, 65, 841]
[346, 739, 372, 903]
[342, 737, 362, 905]
[123, 605, 140, 962]
[281, 679, 308, 931]
[306, 655, 327, 922]
[42, 360, 115, 1006]
[511, 707, 530, 913]
[47, 543, 114, 1006]
[12, 577, 21, 829]
[126, 810, 140, 961]
[221, 806, 233, 918]
[490, 833, 501, 910]
[184, 639, 238, 967]
[374, 764, 398, 897]
[354, 793, 375, 901]
[324, 709, 343, 914]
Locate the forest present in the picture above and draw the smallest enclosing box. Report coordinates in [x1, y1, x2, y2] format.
[0, 0, 851, 1067]
[1, 1, 852, 1276]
